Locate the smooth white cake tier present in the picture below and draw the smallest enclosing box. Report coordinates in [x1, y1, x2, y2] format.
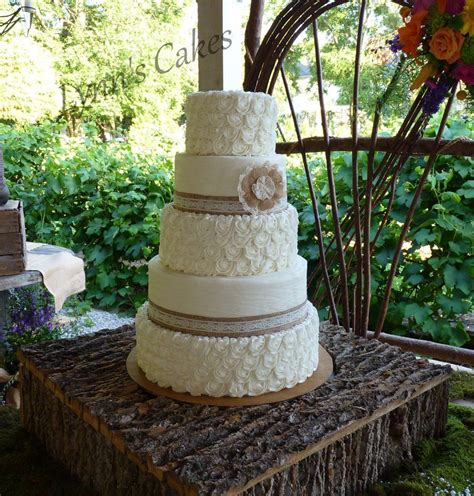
[135, 302, 320, 397]
[185, 91, 278, 156]
[175, 153, 286, 197]
[148, 255, 308, 318]
[174, 154, 288, 215]
[159, 204, 298, 277]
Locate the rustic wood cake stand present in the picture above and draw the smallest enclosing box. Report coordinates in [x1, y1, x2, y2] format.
[126, 345, 333, 407]
[18, 323, 451, 496]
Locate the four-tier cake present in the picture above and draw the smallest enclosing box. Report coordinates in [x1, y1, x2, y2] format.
[135, 90, 320, 398]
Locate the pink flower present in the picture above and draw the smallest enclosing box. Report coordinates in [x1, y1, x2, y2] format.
[413, 0, 435, 13]
[446, 0, 465, 15]
[451, 61, 474, 85]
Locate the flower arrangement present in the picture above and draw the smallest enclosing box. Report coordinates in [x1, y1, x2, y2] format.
[389, 0, 474, 114]
[0, 285, 61, 371]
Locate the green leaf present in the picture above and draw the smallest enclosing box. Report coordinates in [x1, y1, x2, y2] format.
[62, 174, 81, 196]
[448, 322, 470, 347]
[435, 215, 464, 231]
[411, 228, 436, 245]
[436, 294, 470, 316]
[407, 274, 424, 285]
[422, 318, 442, 340]
[428, 257, 448, 270]
[457, 180, 474, 199]
[443, 265, 472, 295]
[46, 176, 61, 194]
[89, 246, 111, 265]
[404, 303, 432, 325]
[96, 272, 110, 290]
[440, 191, 461, 203]
[453, 159, 473, 179]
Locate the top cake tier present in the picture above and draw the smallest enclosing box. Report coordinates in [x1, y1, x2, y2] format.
[185, 91, 278, 156]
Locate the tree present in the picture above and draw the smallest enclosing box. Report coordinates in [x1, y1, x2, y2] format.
[0, 36, 62, 125]
[0, 0, 195, 153]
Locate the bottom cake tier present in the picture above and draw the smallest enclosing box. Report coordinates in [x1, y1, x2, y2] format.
[135, 302, 320, 397]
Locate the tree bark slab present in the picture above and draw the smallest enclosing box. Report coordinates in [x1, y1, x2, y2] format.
[18, 323, 451, 496]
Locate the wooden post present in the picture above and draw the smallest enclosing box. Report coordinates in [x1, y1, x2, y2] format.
[197, 0, 243, 91]
[0, 146, 10, 206]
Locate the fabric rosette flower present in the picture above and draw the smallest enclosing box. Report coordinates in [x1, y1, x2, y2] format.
[238, 163, 286, 215]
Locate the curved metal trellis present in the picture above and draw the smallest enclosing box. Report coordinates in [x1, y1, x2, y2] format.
[243, 0, 474, 364]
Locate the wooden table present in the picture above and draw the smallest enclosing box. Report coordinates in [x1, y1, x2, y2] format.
[18, 323, 451, 495]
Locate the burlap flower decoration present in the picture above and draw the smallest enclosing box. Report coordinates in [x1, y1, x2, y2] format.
[238, 164, 286, 215]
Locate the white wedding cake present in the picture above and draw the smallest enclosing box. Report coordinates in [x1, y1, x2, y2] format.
[135, 90, 320, 398]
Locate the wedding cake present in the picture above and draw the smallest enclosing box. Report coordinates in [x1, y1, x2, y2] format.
[135, 90, 320, 398]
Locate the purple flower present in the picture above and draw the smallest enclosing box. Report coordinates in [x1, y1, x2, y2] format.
[446, 0, 465, 15]
[422, 77, 452, 115]
[413, 0, 435, 13]
[388, 34, 403, 53]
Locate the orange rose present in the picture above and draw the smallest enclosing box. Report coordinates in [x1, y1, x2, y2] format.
[429, 27, 465, 64]
[398, 10, 428, 58]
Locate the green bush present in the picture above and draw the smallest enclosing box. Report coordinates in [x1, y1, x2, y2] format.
[1, 121, 173, 312]
[287, 118, 473, 345]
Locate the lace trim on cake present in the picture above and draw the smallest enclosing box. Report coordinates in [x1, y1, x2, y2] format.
[135, 302, 320, 397]
[147, 300, 310, 337]
[174, 191, 287, 216]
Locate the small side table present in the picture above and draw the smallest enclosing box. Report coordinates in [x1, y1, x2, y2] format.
[0, 270, 42, 332]
[0, 242, 86, 333]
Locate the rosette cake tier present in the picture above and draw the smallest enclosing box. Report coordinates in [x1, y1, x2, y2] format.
[135, 90, 321, 398]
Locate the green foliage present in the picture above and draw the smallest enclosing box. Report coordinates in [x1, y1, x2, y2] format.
[287, 118, 474, 345]
[0, 37, 62, 125]
[367, 403, 474, 495]
[1, 121, 173, 312]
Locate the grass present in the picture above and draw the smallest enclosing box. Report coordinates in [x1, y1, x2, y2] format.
[368, 371, 474, 496]
[448, 371, 474, 402]
[0, 372, 473, 495]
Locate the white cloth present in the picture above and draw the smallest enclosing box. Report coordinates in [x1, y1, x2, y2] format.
[25, 242, 86, 311]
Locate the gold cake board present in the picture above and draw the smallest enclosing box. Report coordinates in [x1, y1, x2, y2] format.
[126, 345, 333, 407]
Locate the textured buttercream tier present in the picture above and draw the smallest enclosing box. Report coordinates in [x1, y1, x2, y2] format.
[148, 255, 308, 318]
[174, 153, 287, 198]
[185, 91, 278, 156]
[159, 204, 298, 277]
[135, 302, 320, 397]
